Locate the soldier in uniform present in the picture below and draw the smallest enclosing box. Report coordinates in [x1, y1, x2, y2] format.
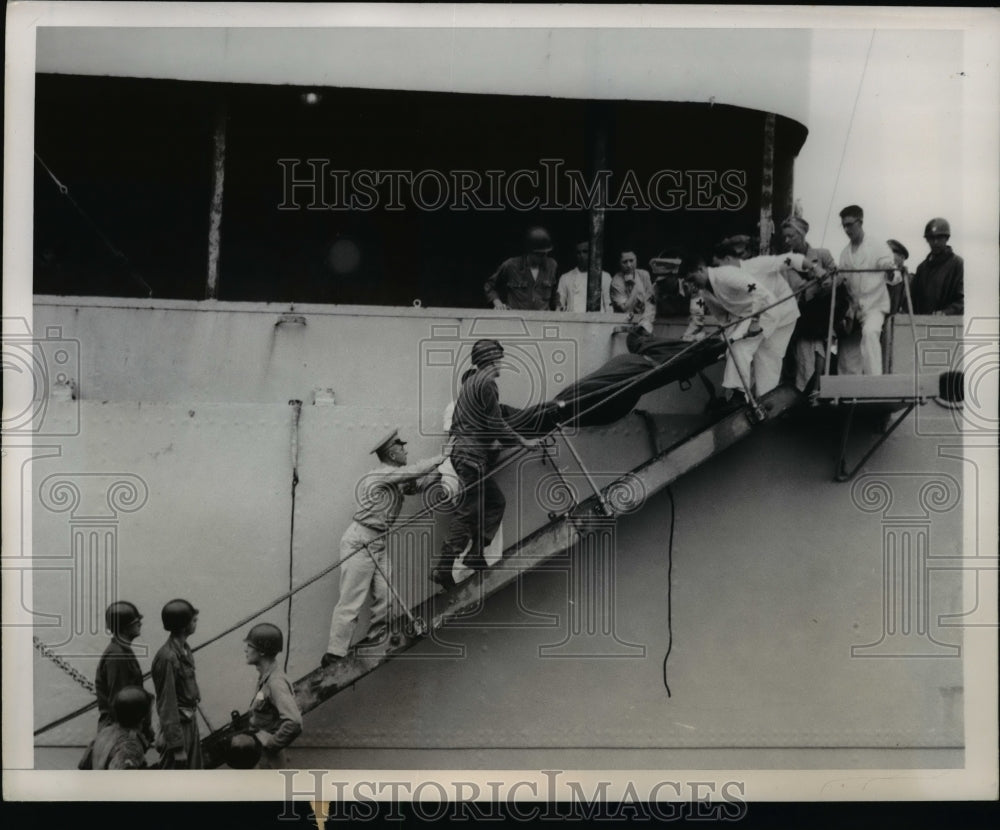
[78, 601, 153, 769]
[321, 431, 443, 668]
[244, 623, 302, 769]
[92, 686, 150, 770]
[152, 598, 203, 768]
[429, 339, 542, 590]
[484, 227, 559, 311]
[906, 218, 964, 315]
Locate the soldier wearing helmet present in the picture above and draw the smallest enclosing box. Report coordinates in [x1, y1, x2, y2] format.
[91, 687, 150, 770]
[429, 339, 542, 591]
[152, 598, 203, 768]
[244, 623, 302, 769]
[905, 218, 964, 315]
[484, 226, 559, 311]
[78, 601, 153, 769]
[322, 430, 444, 669]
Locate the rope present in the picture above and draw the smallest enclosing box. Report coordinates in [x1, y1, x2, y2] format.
[35, 266, 835, 737]
[662, 487, 676, 698]
[819, 29, 876, 249]
[34, 152, 154, 298]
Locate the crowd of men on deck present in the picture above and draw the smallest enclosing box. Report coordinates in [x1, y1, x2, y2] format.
[482, 208, 963, 405]
[81, 206, 964, 771]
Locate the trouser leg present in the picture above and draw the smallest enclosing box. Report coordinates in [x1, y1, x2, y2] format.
[256, 747, 290, 769]
[859, 310, 886, 376]
[186, 719, 203, 769]
[837, 330, 862, 375]
[434, 459, 483, 574]
[327, 526, 378, 656]
[754, 321, 797, 395]
[794, 337, 824, 392]
[480, 477, 506, 548]
[159, 718, 201, 769]
[365, 548, 390, 642]
[723, 335, 761, 393]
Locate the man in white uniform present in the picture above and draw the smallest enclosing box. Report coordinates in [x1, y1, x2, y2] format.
[681, 245, 821, 400]
[836, 205, 897, 376]
[556, 240, 611, 312]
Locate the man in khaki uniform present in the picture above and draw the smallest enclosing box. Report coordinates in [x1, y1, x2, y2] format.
[152, 598, 202, 768]
[322, 430, 442, 667]
[244, 623, 302, 769]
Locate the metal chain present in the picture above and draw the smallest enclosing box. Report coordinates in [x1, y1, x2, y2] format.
[33, 635, 97, 694]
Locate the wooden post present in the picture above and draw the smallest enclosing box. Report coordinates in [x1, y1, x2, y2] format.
[205, 97, 227, 299]
[758, 112, 776, 255]
[587, 104, 609, 311]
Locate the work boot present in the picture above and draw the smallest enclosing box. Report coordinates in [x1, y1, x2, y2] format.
[321, 652, 344, 669]
[462, 544, 489, 572]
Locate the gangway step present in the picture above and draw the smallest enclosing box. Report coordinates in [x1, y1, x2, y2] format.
[200, 385, 800, 767]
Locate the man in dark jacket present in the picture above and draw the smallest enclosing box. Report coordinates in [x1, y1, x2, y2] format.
[484, 227, 559, 311]
[430, 340, 541, 590]
[78, 601, 153, 769]
[907, 217, 964, 315]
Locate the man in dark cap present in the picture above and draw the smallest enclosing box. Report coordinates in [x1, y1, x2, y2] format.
[905, 218, 964, 315]
[484, 226, 559, 311]
[430, 339, 542, 590]
[781, 216, 837, 397]
[322, 431, 443, 668]
[886, 239, 910, 314]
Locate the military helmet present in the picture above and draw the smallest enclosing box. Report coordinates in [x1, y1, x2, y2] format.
[161, 598, 199, 633]
[226, 732, 263, 769]
[471, 339, 504, 368]
[105, 601, 142, 635]
[245, 622, 284, 656]
[524, 226, 553, 254]
[924, 217, 951, 238]
[111, 686, 150, 729]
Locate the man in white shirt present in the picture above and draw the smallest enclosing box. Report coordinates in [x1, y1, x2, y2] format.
[556, 240, 611, 312]
[836, 205, 897, 376]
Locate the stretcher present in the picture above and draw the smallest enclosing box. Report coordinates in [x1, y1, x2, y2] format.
[502, 332, 727, 436]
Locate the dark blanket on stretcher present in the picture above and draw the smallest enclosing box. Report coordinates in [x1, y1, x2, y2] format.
[503, 331, 725, 435]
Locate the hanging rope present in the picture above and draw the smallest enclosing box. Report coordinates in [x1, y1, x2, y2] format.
[35, 152, 154, 298]
[661, 487, 676, 698]
[35, 268, 838, 737]
[820, 30, 876, 249]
